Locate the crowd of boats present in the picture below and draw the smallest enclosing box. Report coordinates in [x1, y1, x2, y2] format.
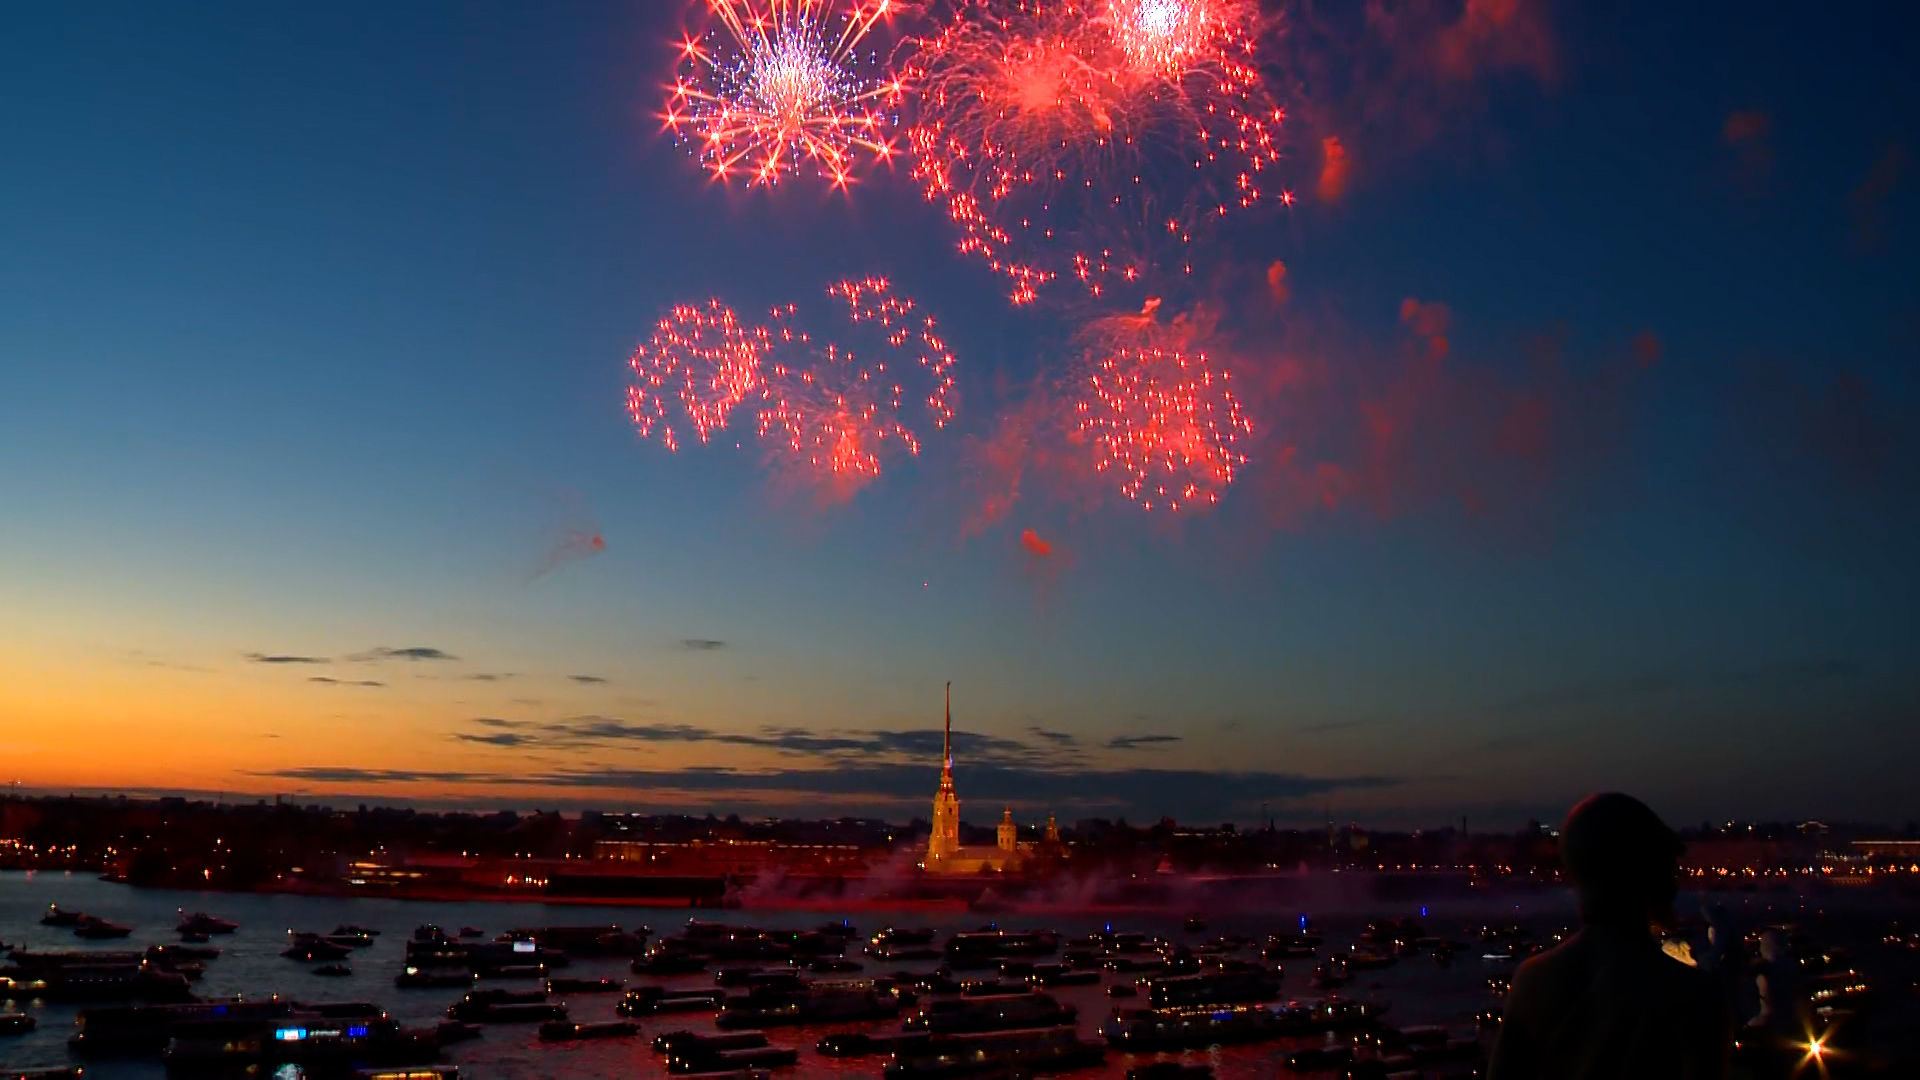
[0, 902, 1896, 1078]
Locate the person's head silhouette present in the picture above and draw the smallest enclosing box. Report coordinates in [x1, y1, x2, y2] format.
[1559, 792, 1685, 929]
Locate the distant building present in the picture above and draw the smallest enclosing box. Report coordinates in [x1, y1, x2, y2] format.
[923, 683, 1030, 875]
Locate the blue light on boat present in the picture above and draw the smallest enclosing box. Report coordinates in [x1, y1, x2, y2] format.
[348, 1025, 369, 1038]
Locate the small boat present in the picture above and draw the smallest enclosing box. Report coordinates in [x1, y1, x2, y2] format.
[0, 1012, 37, 1035]
[884, 1027, 1105, 1078]
[283, 935, 353, 963]
[656, 1031, 770, 1055]
[618, 987, 726, 1017]
[816, 1031, 933, 1058]
[353, 1068, 460, 1080]
[327, 929, 377, 948]
[539, 1019, 639, 1041]
[902, 993, 1077, 1034]
[5, 1070, 84, 1080]
[313, 963, 354, 977]
[179, 931, 212, 944]
[177, 911, 239, 935]
[666, 1045, 799, 1074]
[434, 1019, 483, 1044]
[809, 957, 863, 974]
[41, 905, 85, 928]
[333, 924, 382, 938]
[546, 977, 623, 994]
[396, 966, 473, 990]
[74, 916, 134, 939]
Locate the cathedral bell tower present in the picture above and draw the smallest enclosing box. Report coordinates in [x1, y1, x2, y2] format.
[926, 682, 960, 865]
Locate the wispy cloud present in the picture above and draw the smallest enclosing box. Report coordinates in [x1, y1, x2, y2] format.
[1107, 734, 1182, 750]
[350, 646, 458, 663]
[1027, 727, 1078, 746]
[568, 674, 608, 685]
[448, 716, 1070, 766]
[308, 677, 385, 688]
[249, 763, 1400, 821]
[681, 639, 727, 651]
[461, 673, 514, 682]
[245, 652, 329, 665]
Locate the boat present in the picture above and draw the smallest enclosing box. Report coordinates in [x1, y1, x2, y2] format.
[5, 1070, 85, 1080]
[149, 943, 221, 962]
[633, 952, 709, 976]
[333, 924, 382, 939]
[447, 990, 564, 1024]
[327, 929, 377, 949]
[942, 930, 1061, 969]
[40, 906, 85, 927]
[284, 933, 353, 962]
[0, 1013, 36, 1035]
[546, 976, 623, 994]
[177, 911, 239, 935]
[883, 1027, 1106, 1078]
[1026, 964, 1100, 987]
[313, 964, 353, 978]
[74, 916, 134, 940]
[618, 987, 726, 1017]
[809, 957, 863, 974]
[871, 928, 937, 950]
[434, 1019, 482, 1044]
[656, 1031, 770, 1055]
[504, 925, 649, 956]
[717, 983, 904, 1029]
[818, 1031, 932, 1058]
[901, 993, 1076, 1034]
[162, 1014, 437, 1077]
[354, 1068, 460, 1080]
[540, 1019, 640, 1041]
[715, 966, 804, 990]
[396, 966, 473, 989]
[666, 1045, 799, 1074]
[70, 1001, 305, 1054]
[1144, 971, 1283, 1009]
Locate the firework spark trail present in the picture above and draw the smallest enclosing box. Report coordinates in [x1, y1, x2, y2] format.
[905, 0, 1286, 305]
[1075, 343, 1251, 511]
[666, 0, 905, 187]
[627, 299, 769, 452]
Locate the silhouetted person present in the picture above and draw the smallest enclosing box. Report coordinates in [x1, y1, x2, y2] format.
[1488, 793, 1730, 1080]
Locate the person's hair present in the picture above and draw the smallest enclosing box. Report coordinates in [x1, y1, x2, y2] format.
[1560, 793, 1684, 926]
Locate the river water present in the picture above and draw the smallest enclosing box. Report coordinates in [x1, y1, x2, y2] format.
[0, 869, 1905, 1078]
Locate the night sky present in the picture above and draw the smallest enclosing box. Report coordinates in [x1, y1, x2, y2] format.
[2, 1, 1914, 828]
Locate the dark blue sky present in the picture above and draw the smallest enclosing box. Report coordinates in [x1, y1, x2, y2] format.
[1, 0, 1914, 827]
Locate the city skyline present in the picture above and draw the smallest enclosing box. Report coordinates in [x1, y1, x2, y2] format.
[1, 1, 1915, 829]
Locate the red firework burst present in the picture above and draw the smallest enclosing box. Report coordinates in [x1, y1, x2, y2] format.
[758, 304, 920, 487]
[905, 0, 1285, 305]
[754, 278, 961, 491]
[1075, 343, 1251, 511]
[627, 299, 769, 451]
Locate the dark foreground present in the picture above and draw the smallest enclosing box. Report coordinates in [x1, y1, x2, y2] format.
[2, 871, 1915, 1078]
